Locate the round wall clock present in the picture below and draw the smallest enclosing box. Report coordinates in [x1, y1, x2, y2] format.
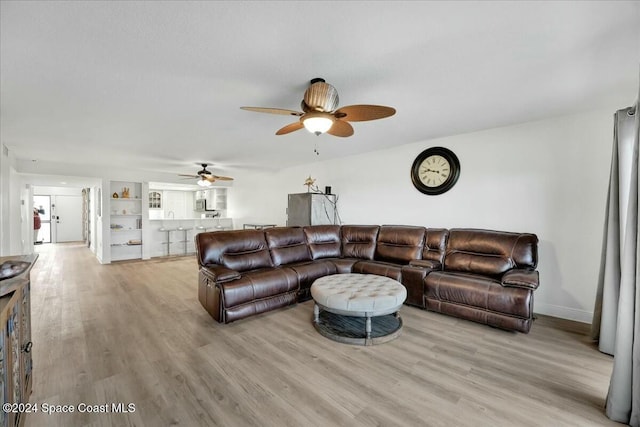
[410, 147, 460, 195]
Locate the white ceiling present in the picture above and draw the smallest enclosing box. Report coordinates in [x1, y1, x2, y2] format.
[1, 1, 639, 180]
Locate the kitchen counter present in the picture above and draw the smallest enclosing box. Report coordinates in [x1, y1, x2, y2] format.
[148, 218, 233, 257]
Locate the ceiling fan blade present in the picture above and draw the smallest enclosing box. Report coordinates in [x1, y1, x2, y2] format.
[276, 122, 305, 135]
[241, 107, 303, 116]
[210, 175, 234, 181]
[334, 105, 396, 122]
[327, 120, 354, 137]
[178, 174, 199, 178]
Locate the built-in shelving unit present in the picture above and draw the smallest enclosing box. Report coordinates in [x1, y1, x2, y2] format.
[109, 181, 144, 262]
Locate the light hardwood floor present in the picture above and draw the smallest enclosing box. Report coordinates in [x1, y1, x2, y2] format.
[24, 242, 616, 427]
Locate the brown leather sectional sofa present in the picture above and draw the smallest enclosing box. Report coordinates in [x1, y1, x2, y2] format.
[195, 225, 539, 333]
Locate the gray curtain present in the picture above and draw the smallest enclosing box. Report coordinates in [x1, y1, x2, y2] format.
[592, 84, 639, 425]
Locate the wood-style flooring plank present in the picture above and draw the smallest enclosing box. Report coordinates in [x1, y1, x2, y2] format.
[24, 243, 616, 427]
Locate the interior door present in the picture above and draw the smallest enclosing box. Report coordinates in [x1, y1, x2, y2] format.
[54, 195, 83, 242]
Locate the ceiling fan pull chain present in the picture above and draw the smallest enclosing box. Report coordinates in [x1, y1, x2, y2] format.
[314, 141, 320, 156]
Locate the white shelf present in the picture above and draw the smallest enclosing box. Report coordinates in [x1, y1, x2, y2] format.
[109, 181, 145, 262]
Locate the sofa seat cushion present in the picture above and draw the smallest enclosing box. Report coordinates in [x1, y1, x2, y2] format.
[425, 271, 532, 318]
[289, 261, 338, 286]
[288, 260, 338, 301]
[330, 258, 358, 274]
[352, 260, 402, 281]
[219, 267, 298, 308]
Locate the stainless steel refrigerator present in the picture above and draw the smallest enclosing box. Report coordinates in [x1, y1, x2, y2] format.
[286, 193, 336, 226]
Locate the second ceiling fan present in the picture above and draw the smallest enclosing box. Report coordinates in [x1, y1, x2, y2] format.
[179, 163, 233, 187]
[241, 78, 396, 137]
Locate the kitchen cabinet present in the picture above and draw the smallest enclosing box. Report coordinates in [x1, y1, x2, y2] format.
[149, 191, 162, 209]
[194, 188, 228, 215]
[163, 190, 194, 219]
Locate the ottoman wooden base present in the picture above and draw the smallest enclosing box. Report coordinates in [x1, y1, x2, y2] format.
[310, 274, 407, 346]
[312, 305, 403, 346]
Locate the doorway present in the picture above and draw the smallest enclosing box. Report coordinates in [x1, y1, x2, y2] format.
[33, 195, 51, 243]
[34, 194, 84, 243]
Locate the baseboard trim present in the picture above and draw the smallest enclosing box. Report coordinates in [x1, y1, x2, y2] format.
[535, 302, 593, 324]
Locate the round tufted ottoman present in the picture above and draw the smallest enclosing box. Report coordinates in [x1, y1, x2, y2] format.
[311, 274, 407, 346]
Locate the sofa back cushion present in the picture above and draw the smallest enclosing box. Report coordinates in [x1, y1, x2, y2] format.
[341, 225, 379, 260]
[444, 229, 538, 276]
[195, 230, 273, 272]
[374, 225, 425, 264]
[303, 225, 342, 260]
[265, 227, 312, 266]
[423, 228, 449, 264]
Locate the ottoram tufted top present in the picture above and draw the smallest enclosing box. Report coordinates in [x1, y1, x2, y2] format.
[311, 273, 407, 315]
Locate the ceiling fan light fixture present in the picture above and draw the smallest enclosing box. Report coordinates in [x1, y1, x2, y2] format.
[197, 178, 212, 187]
[303, 113, 334, 135]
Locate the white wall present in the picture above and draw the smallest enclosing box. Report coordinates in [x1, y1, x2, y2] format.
[20, 184, 33, 256]
[33, 186, 83, 197]
[9, 167, 24, 255]
[0, 144, 13, 255]
[226, 171, 280, 229]
[90, 185, 98, 254]
[232, 108, 615, 323]
[95, 184, 105, 264]
[0, 144, 30, 256]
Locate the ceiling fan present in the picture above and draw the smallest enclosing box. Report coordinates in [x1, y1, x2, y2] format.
[241, 78, 396, 137]
[179, 163, 233, 187]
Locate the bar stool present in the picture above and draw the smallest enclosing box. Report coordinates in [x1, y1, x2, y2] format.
[158, 227, 176, 256]
[176, 226, 192, 255]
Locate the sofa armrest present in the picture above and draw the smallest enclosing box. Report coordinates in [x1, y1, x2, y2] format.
[501, 269, 539, 290]
[201, 265, 241, 284]
[409, 259, 442, 270]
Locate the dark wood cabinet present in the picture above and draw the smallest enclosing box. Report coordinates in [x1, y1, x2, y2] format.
[0, 255, 35, 427]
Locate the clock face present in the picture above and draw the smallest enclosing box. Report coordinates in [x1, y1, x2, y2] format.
[411, 147, 460, 195]
[418, 155, 451, 187]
